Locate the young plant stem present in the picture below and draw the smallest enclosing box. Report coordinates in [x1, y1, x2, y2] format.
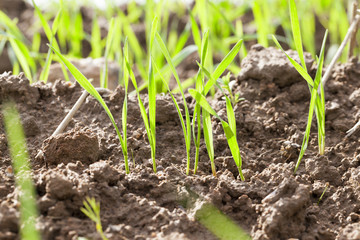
[318, 182, 329, 205]
[2, 101, 41, 240]
[81, 197, 108, 240]
[203, 108, 216, 176]
[193, 103, 201, 174]
[155, 31, 192, 175]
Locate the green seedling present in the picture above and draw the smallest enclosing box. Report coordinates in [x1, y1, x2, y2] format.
[318, 182, 329, 205]
[196, 49, 245, 180]
[124, 51, 156, 172]
[100, 17, 117, 88]
[122, 39, 130, 172]
[217, 72, 244, 105]
[174, 23, 191, 55]
[70, 11, 84, 57]
[118, 10, 147, 81]
[49, 44, 130, 173]
[136, 45, 198, 93]
[273, 0, 328, 173]
[191, 35, 243, 177]
[155, 30, 192, 175]
[56, 1, 69, 50]
[152, 58, 192, 174]
[195, 203, 251, 240]
[90, 15, 102, 59]
[81, 197, 108, 240]
[122, 17, 159, 173]
[2, 101, 41, 240]
[189, 88, 245, 180]
[32, 0, 63, 82]
[0, 11, 36, 82]
[32, 0, 70, 82]
[191, 29, 209, 175]
[253, 0, 273, 48]
[31, 32, 41, 53]
[148, 17, 158, 172]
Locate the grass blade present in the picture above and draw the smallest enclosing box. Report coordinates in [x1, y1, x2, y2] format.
[122, 39, 130, 173]
[253, 1, 268, 47]
[203, 109, 216, 176]
[189, 89, 220, 118]
[124, 53, 156, 172]
[101, 18, 116, 88]
[289, 0, 307, 70]
[294, 30, 328, 173]
[225, 96, 244, 180]
[2, 102, 41, 240]
[195, 203, 251, 240]
[272, 35, 314, 87]
[204, 39, 243, 95]
[189, 88, 245, 180]
[81, 197, 108, 240]
[137, 45, 198, 93]
[49, 44, 129, 173]
[152, 56, 191, 174]
[148, 17, 159, 171]
[90, 16, 102, 58]
[155, 31, 192, 174]
[189, 9, 202, 54]
[8, 38, 34, 82]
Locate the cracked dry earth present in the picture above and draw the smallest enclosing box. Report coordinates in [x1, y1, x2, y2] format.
[0, 45, 360, 240]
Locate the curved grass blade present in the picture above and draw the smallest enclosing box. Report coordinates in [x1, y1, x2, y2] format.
[137, 45, 198, 93]
[193, 30, 209, 174]
[152, 56, 190, 174]
[174, 25, 191, 54]
[37, 8, 62, 82]
[204, 39, 243, 95]
[101, 18, 117, 88]
[31, 0, 69, 82]
[289, 0, 307, 70]
[225, 96, 244, 180]
[272, 35, 314, 87]
[124, 53, 156, 172]
[49, 44, 129, 173]
[294, 30, 328, 173]
[8, 38, 33, 82]
[0, 11, 36, 80]
[2, 102, 41, 240]
[189, 88, 244, 180]
[155, 31, 192, 174]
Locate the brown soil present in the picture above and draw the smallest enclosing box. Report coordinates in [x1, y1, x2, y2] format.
[1, 46, 360, 240]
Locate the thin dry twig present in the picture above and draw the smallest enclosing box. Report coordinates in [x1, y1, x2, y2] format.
[348, 2, 359, 59]
[52, 87, 109, 136]
[321, 11, 360, 92]
[346, 118, 360, 137]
